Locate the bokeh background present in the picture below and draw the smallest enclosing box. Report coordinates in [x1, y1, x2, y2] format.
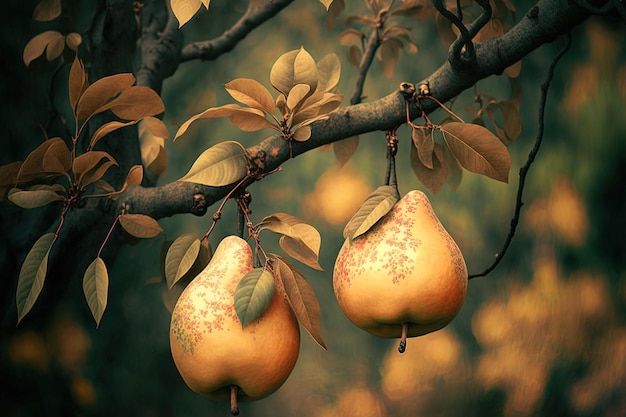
[1, 1, 625, 416]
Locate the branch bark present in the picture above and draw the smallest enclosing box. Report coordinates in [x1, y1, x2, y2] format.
[120, 0, 593, 219]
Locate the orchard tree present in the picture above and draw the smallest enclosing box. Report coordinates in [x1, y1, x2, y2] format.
[1, 0, 625, 416]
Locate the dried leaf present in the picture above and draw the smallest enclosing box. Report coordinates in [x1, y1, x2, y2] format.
[165, 234, 201, 289]
[17, 137, 68, 184]
[16, 233, 56, 324]
[273, 256, 326, 349]
[410, 142, 448, 194]
[45, 35, 65, 61]
[90, 120, 139, 149]
[42, 138, 71, 174]
[225, 78, 276, 115]
[175, 104, 273, 140]
[72, 151, 118, 188]
[119, 213, 163, 238]
[33, 0, 62, 21]
[179, 141, 248, 186]
[441, 122, 511, 183]
[171, 0, 203, 27]
[343, 185, 400, 240]
[227, 107, 277, 132]
[107, 86, 165, 121]
[23, 31, 62, 66]
[442, 142, 463, 190]
[234, 267, 275, 328]
[8, 188, 65, 209]
[83, 257, 109, 327]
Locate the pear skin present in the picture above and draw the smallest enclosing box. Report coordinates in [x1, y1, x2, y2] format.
[333, 190, 467, 339]
[170, 236, 300, 402]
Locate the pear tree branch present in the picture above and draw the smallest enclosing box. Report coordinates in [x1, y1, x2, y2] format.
[179, 0, 296, 62]
[119, 0, 595, 220]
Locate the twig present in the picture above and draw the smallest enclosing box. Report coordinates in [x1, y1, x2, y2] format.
[350, 29, 381, 105]
[180, 0, 295, 62]
[469, 33, 572, 279]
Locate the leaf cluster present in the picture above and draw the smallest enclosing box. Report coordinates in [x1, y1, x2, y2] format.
[175, 47, 343, 145]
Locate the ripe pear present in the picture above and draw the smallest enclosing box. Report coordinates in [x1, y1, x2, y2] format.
[170, 235, 300, 413]
[333, 190, 467, 350]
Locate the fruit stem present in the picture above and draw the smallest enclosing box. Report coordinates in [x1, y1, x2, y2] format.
[230, 385, 240, 416]
[398, 323, 409, 353]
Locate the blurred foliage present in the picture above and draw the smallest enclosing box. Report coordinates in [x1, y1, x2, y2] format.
[1, 1, 626, 417]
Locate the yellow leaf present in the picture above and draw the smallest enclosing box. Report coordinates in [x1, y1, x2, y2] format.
[119, 214, 163, 238]
[318, 0, 333, 11]
[171, 0, 203, 27]
[225, 78, 276, 115]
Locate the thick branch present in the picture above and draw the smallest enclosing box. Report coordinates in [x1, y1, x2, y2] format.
[122, 0, 593, 218]
[180, 0, 295, 62]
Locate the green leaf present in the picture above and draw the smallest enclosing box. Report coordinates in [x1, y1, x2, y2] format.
[179, 141, 248, 186]
[83, 257, 109, 327]
[273, 256, 326, 349]
[225, 78, 276, 115]
[16, 233, 56, 324]
[343, 185, 400, 240]
[441, 122, 511, 183]
[8, 188, 64, 208]
[165, 234, 201, 289]
[119, 214, 163, 238]
[234, 267, 275, 328]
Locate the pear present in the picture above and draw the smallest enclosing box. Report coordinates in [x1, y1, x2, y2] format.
[333, 190, 467, 351]
[170, 235, 300, 414]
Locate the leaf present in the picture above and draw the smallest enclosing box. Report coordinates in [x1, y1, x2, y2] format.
[411, 127, 434, 169]
[146, 145, 168, 178]
[139, 117, 168, 169]
[119, 214, 163, 238]
[33, 0, 62, 21]
[65, 33, 82, 51]
[441, 122, 511, 183]
[83, 257, 109, 327]
[316, 53, 341, 92]
[16, 233, 56, 325]
[234, 267, 275, 328]
[290, 92, 343, 126]
[293, 125, 311, 142]
[270, 47, 318, 96]
[68, 55, 89, 114]
[72, 151, 118, 188]
[45, 34, 65, 61]
[109, 164, 144, 197]
[179, 141, 248, 186]
[23, 31, 63, 66]
[273, 256, 326, 349]
[333, 136, 359, 167]
[17, 137, 69, 184]
[165, 234, 201, 289]
[443, 142, 463, 190]
[379, 38, 402, 78]
[107, 86, 165, 121]
[8, 189, 64, 208]
[225, 78, 276, 115]
[89, 120, 139, 149]
[171, 0, 203, 27]
[76, 73, 136, 120]
[286, 84, 311, 114]
[0, 161, 22, 187]
[410, 142, 448, 194]
[42, 138, 72, 174]
[347, 45, 362, 67]
[318, 0, 333, 11]
[339, 28, 364, 46]
[174, 104, 275, 140]
[343, 185, 400, 240]
[257, 213, 323, 270]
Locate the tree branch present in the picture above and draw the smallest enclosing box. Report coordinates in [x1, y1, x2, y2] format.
[179, 0, 295, 62]
[120, 0, 593, 219]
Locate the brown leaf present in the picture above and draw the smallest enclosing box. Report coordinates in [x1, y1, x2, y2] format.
[119, 214, 163, 238]
[441, 122, 511, 183]
[17, 138, 68, 184]
[45, 35, 65, 61]
[68, 55, 89, 114]
[141, 116, 170, 140]
[411, 127, 434, 169]
[65, 33, 82, 51]
[273, 256, 326, 349]
[410, 142, 448, 194]
[175, 104, 274, 140]
[379, 38, 402, 78]
[442, 141, 463, 190]
[73, 151, 118, 188]
[316, 53, 341, 92]
[42, 138, 71, 174]
[76, 73, 136, 120]
[338, 28, 364, 46]
[146, 145, 168, 177]
[107, 86, 165, 121]
[89, 120, 139, 149]
[333, 136, 359, 167]
[225, 78, 276, 115]
[347, 45, 362, 67]
[33, 0, 62, 21]
[270, 47, 318, 96]
[23, 30, 63, 66]
[0, 161, 22, 187]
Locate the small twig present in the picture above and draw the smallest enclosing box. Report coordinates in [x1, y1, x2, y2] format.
[469, 33, 572, 279]
[350, 29, 381, 105]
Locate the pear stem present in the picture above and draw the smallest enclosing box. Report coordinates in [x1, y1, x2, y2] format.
[230, 385, 240, 416]
[385, 129, 399, 195]
[398, 323, 409, 353]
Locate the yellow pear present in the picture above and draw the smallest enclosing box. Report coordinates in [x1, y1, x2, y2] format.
[333, 190, 467, 351]
[170, 235, 300, 414]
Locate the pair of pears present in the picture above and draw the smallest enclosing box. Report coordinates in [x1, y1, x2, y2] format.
[169, 190, 467, 412]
